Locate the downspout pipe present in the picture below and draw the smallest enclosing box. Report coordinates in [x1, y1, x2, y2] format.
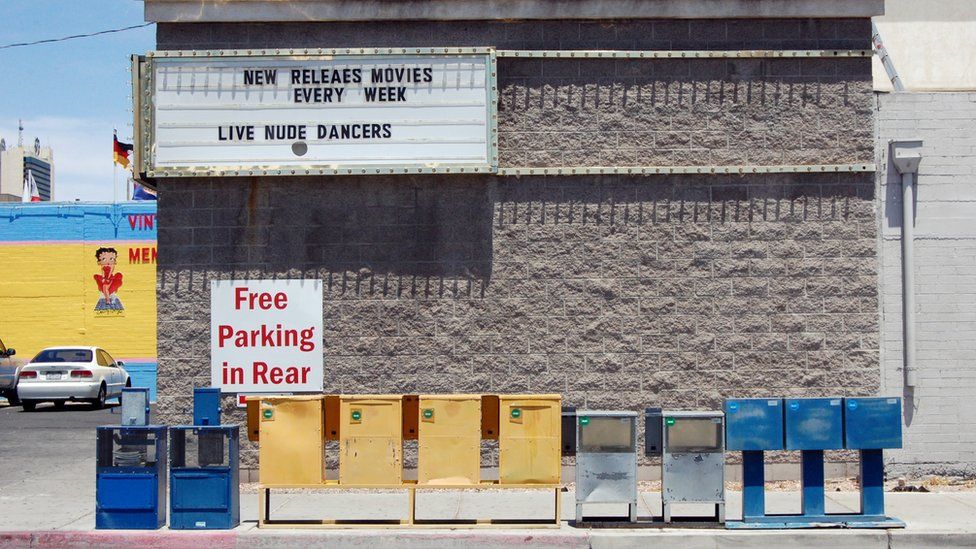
[901, 171, 916, 387]
[890, 140, 924, 388]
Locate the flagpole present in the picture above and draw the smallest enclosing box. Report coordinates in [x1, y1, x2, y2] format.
[113, 129, 118, 203]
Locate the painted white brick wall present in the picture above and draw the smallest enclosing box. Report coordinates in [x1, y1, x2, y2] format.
[877, 92, 976, 475]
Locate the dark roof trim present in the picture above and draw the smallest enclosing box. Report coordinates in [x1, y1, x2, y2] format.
[146, 0, 885, 23]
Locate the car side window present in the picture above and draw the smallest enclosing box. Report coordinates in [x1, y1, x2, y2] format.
[96, 350, 111, 367]
[103, 350, 118, 367]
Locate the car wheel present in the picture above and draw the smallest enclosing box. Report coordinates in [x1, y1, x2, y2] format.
[2, 389, 19, 406]
[53, 400, 66, 409]
[21, 400, 36, 412]
[90, 384, 107, 410]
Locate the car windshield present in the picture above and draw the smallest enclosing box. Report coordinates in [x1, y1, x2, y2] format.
[31, 349, 93, 363]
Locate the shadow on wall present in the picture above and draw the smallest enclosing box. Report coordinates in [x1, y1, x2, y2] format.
[157, 172, 876, 310]
[157, 175, 498, 296]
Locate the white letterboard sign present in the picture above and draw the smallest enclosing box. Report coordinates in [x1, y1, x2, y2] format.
[145, 49, 496, 176]
[210, 279, 323, 393]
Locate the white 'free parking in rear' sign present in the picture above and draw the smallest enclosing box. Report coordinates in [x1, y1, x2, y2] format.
[210, 279, 323, 393]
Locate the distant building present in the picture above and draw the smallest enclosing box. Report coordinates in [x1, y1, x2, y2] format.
[873, 0, 976, 91]
[0, 135, 55, 202]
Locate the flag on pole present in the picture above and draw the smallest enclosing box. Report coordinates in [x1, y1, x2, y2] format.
[22, 170, 41, 203]
[132, 183, 157, 201]
[113, 132, 133, 169]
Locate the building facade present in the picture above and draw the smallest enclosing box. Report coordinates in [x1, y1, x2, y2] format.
[0, 203, 158, 399]
[872, 0, 976, 476]
[0, 138, 55, 202]
[144, 0, 887, 473]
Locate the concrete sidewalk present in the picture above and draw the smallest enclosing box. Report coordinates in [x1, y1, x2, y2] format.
[2, 489, 976, 548]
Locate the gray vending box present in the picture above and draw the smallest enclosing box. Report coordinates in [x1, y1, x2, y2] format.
[662, 410, 726, 523]
[575, 411, 638, 523]
[120, 387, 151, 426]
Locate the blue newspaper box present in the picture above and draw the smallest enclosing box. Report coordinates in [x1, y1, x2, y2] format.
[785, 398, 844, 450]
[192, 387, 222, 426]
[95, 426, 168, 529]
[844, 397, 902, 449]
[725, 398, 784, 451]
[169, 425, 240, 529]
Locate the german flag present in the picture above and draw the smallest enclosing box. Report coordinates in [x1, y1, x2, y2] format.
[113, 133, 133, 169]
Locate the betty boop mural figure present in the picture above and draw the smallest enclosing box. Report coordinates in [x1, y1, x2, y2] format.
[93, 247, 124, 311]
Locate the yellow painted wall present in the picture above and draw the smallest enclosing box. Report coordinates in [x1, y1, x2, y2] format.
[0, 242, 157, 362]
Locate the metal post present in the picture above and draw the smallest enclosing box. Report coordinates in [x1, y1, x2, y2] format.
[800, 450, 826, 517]
[742, 450, 766, 519]
[860, 449, 886, 517]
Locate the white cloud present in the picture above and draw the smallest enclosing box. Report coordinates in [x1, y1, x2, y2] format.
[0, 116, 134, 202]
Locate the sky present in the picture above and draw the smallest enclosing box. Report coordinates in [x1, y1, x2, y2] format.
[0, 1, 154, 201]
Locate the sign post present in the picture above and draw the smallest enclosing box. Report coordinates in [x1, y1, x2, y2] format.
[210, 279, 323, 394]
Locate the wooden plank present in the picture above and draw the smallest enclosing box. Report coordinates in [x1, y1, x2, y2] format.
[258, 521, 559, 529]
[554, 486, 562, 525]
[256, 483, 564, 529]
[259, 482, 561, 490]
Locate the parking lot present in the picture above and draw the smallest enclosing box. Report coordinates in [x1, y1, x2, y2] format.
[0, 400, 121, 529]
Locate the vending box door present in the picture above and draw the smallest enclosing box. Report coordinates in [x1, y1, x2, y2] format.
[498, 395, 561, 484]
[418, 395, 481, 485]
[339, 395, 403, 485]
[258, 396, 324, 486]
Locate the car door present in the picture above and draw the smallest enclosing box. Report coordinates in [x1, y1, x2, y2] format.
[95, 350, 119, 394]
[101, 350, 125, 395]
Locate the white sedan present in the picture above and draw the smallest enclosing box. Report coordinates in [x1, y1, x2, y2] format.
[16, 346, 130, 411]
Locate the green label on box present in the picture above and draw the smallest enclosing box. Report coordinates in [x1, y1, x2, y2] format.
[423, 408, 434, 419]
[511, 408, 521, 419]
[351, 410, 362, 421]
[580, 416, 590, 426]
[666, 417, 675, 426]
[262, 409, 273, 420]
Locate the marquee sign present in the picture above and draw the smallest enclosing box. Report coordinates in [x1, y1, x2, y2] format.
[132, 48, 497, 178]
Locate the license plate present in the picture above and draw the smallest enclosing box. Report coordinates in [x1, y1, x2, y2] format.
[46, 373, 62, 381]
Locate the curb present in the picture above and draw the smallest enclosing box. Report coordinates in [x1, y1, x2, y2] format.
[889, 532, 976, 548]
[0, 531, 235, 549]
[4, 529, 976, 549]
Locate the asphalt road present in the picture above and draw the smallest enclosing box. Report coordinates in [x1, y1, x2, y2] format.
[0, 399, 131, 528]
[0, 400, 119, 485]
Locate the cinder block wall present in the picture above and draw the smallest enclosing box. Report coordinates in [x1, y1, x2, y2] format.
[154, 19, 878, 471]
[877, 92, 976, 476]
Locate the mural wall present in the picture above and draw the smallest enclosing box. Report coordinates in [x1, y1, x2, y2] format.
[0, 203, 158, 399]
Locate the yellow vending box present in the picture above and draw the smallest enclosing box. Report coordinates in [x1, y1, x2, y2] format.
[417, 394, 482, 485]
[498, 394, 562, 484]
[258, 395, 325, 486]
[339, 395, 403, 485]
